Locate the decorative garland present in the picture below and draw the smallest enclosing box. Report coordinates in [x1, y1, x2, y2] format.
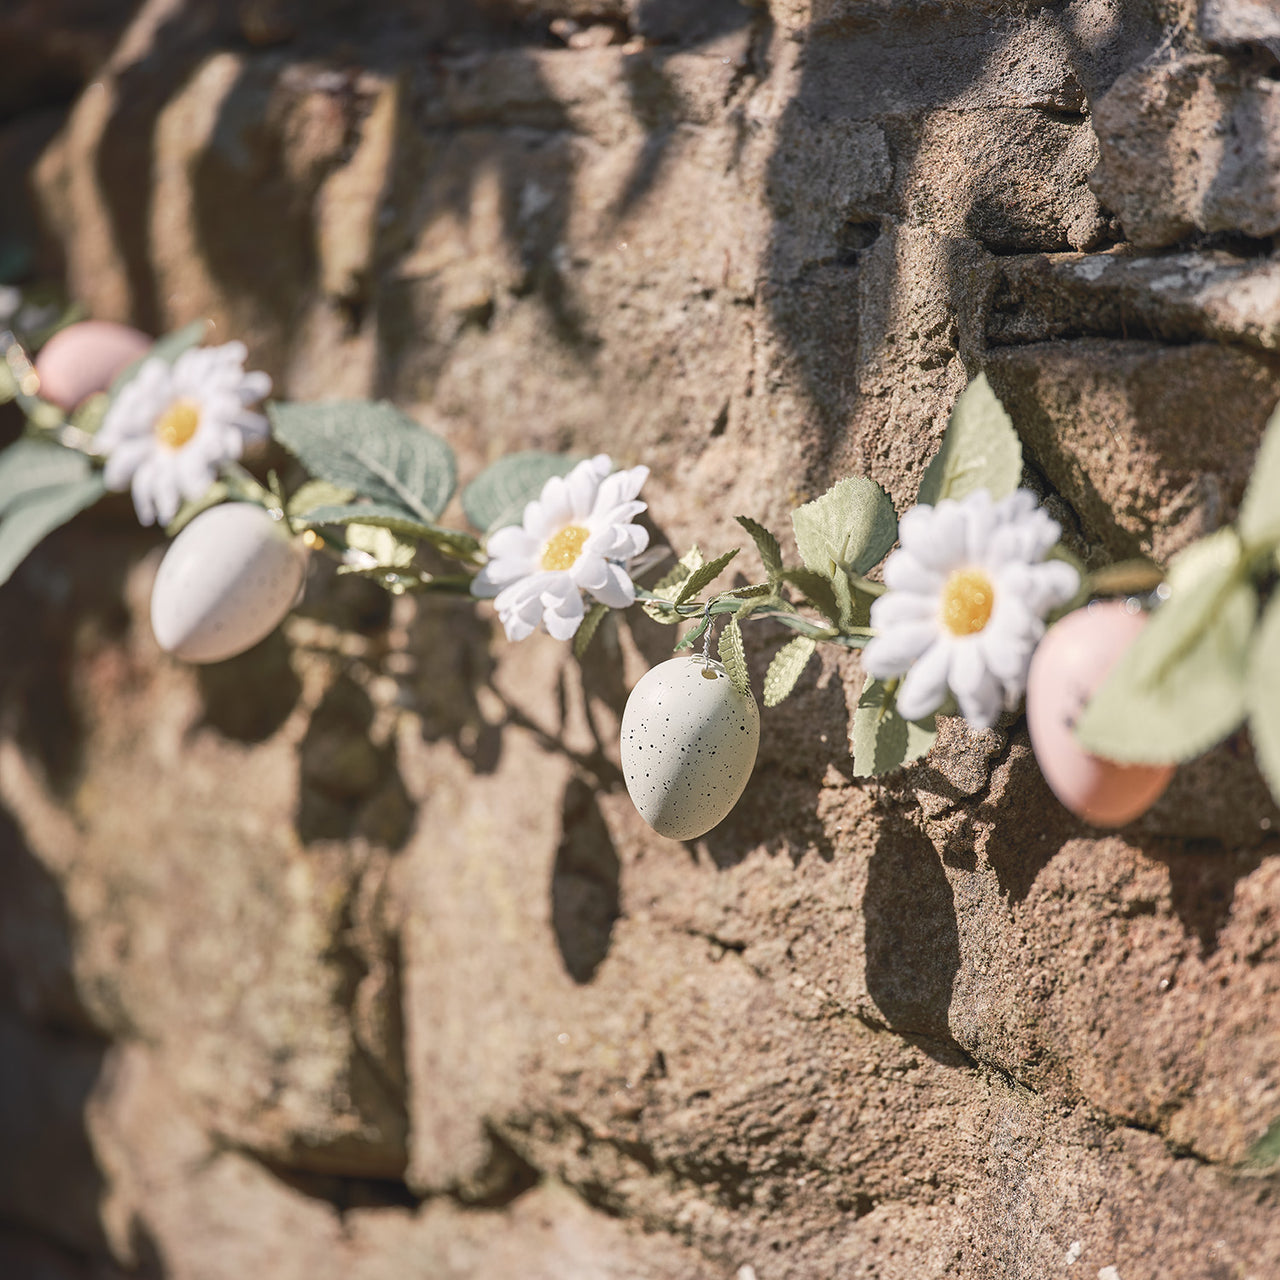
[2, 309, 1278, 841]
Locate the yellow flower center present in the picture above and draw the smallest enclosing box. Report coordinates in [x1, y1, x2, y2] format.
[541, 524, 590, 571]
[940, 568, 995, 636]
[154, 399, 200, 449]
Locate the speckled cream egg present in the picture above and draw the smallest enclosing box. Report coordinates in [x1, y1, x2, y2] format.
[34, 320, 152, 409]
[150, 503, 307, 664]
[621, 656, 760, 840]
[1026, 600, 1175, 827]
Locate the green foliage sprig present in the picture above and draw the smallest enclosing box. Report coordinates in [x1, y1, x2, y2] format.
[3, 299, 1280, 818]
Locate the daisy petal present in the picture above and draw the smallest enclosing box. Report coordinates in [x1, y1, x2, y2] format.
[949, 639, 1003, 728]
[894, 639, 952, 722]
[863, 620, 939, 679]
[883, 549, 942, 594]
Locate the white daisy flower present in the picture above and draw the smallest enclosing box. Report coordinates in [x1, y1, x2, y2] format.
[97, 340, 271, 526]
[862, 488, 1079, 729]
[472, 454, 650, 642]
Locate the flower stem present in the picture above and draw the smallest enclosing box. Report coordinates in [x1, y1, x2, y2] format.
[636, 590, 875, 648]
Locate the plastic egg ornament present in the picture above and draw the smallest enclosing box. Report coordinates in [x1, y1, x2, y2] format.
[34, 320, 153, 410]
[150, 503, 307, 664]
[1026, 600, 1175, 827]
[621, 656, 760, 840]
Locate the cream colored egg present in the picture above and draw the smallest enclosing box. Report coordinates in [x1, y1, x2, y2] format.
[621, 656, 760, 840]
[1026, 601, 1175, 827]
[34, 320, 153, 409]
[150, 503, 307, 664]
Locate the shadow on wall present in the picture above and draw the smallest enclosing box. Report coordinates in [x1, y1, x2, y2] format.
[0, 802, 165, 1278]
[7, 0, 1280, 1261]
[861, 811, 968, 1067]
[759, 0, 1170, 487]
[551, 776, 620, 984]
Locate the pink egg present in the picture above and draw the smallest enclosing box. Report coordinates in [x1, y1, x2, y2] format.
[1026, 601, 1175, 827]
[34, 320, 153, 410]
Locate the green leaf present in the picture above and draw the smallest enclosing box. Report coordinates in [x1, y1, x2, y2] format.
[346, 522, 417, 569]
[675, 548, 739, 605]
[642, 546, 702, 623]
[573, 602, 609, 660]
[0, 439, 97, 518]
[1076, 530, 1256, 764]
[735, 515, 783, 577]
[1247, 593, 1280, 809]
[461, 451, 579, 533]
[718, 616, 750, 697]
[269, 400, 457, 524]
[0, 474, 106, 586]
[792, 477, 897, 578]
[728, 582, 772, 599]
[778, 566, 841, 627]
[674, 613, 713, 653]
[287, 480, 357, 519]
[108, 320, 209, 399]
[832, 566, 856, 630]
[1239, 399, 1280, 549]
[850, 676, 937, 777]
[917, 372, 1022, 506]
[763, 636, 816, 707]
[165, 482, 229, 536]
[296, 503, 482, 562]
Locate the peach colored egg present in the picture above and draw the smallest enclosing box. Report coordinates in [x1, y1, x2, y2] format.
[1026, 601, 1175, 827]
[34, 320, 153, 410]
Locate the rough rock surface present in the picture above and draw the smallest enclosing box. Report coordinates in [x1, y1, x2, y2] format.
[2, 0, 1280, 1277]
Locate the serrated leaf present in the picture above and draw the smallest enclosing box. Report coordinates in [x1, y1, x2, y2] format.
[728, 582, 772, 599]
[658, 546, 701, 590]
[778, 566, 841, 626]
[917, 372, 1022, 506]
[296, 503, 482, 561]
[108, 320, 209, 400]
[287, 480, 356, 518]
[735, 515, 783, 577]
[719, 616, 750, 697]
[165, 482, 229, 536]
[674, 613, 713, 653]
[0, 439, 97, 518]
[792, 476, 898, 579]
[1247, 593, 1280, 809]
[643, 602, 684, 625]
[574, 602, 608, 660]
[347, 522, 417, 569]
[1076, 530, 1255, 764]
[675, 548, 739, 605]
[850, 676, 937, 777]
[0, 474, 105, 586]
[763, 636, 816, 707]
[1239, 399, 1280, 549]
[270, 400, 457, 523]
[462, 451, 580, 533]
[643, 546, 702, 622]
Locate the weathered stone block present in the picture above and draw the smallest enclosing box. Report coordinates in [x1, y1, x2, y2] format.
[1092, 54, 1280, 247]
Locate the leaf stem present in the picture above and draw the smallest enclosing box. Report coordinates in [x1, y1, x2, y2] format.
[847, 572, 887, 598]
[635, 589, 875, 647]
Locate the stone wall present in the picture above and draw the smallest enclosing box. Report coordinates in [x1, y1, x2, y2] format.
[2, 0, 1279, 1276]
